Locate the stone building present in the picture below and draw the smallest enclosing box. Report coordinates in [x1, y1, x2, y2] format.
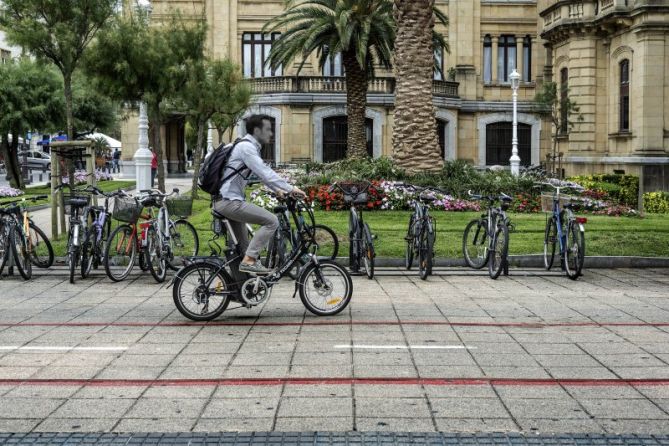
[120, 0, 669, 191]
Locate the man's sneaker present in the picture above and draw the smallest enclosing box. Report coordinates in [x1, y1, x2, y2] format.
[239, 261, 273, 275]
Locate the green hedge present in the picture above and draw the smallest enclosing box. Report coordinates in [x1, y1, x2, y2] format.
[567, 174, 639, 207]
[644, 191, 669, 213]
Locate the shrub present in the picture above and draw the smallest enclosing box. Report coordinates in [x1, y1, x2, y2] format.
[643, 191, 669, 214]
[568, 174, 638, 207]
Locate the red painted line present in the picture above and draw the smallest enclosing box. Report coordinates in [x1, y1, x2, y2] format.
[0, 321, 668, 328]
[0, 378, 668, 387]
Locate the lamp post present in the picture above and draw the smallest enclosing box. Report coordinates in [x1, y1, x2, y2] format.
[509, 69, 521, 176]
[132, 0, 153, 190]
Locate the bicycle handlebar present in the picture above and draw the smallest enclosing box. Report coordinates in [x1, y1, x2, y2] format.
[468, 190, 512, 202]
[536, 181, 585, 192]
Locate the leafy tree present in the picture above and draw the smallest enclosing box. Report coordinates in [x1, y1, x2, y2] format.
[178, 58, 251, 199]
[0, 0, 119, 140]
[0, 60, 63, 188]
[535, 81, 583, 178]
[84, 9, 206, 191]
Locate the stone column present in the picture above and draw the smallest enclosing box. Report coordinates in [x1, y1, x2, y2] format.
[492, 36, 499, 83]
[633, 32, 666, 153]
[516, 39, 525, 82]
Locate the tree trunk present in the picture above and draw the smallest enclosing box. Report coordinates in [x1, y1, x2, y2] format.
[149, 104, 166, 192]
[342, 50, 369, 159]
[392, 0, 442, 172]
[1, 135, 24, 189]
[190, 118, 206, 200]
[63, 72, 74, 140]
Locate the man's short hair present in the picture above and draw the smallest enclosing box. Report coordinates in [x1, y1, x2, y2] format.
[245, 114, 272, 135]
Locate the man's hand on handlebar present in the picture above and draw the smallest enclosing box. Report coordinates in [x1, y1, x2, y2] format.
[291, 186, 307, 199]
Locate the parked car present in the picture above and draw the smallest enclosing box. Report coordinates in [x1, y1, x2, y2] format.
[18, 151, 51, 170]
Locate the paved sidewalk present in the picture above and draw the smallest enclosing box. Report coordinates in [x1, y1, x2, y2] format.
[0, 267, 667, 434]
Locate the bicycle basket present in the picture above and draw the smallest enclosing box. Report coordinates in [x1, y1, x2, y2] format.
[112, 196, 143, 223]
[165, 196, 193, 218]
[338, 182, 370, 205]
[540, 194, 573, 212]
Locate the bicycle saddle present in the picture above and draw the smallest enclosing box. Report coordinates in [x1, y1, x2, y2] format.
[273, 205, 288, 213]
[211, 209, 228, 220]
[140, 197, 159, 208]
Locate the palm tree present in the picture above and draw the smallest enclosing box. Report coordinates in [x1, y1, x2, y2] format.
[392, 0, 449, 172]
[264, 0, 395, 159]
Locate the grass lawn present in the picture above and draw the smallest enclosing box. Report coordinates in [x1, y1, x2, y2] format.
[0, 180, 136, 208]
[186, 196, 669, 258]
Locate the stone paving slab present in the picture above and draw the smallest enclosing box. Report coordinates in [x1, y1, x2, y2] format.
[0, 268, 667, 434]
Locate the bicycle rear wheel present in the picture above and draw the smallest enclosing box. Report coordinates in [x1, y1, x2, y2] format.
[10, 226, 31, 280]
[28, 222, 53, 268]
[405, 215, 415, 270]
[565, 222, 585, 280]
[362, 223, 375, 280]
[299, 260, 353, 316]
[146, 226, 167, 283]
[104, 224, 136, 282]
[419, 223, 435, 280]
[172, 261, 232, 321]
[167, 219, 199, 270]
[463, 219, 488, 269]
[488, 223, 509, 280]
[543, 217, 557, 271]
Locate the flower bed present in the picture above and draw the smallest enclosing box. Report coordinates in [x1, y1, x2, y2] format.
[61, 169, 113, 185]
[0, 185, 24, 198]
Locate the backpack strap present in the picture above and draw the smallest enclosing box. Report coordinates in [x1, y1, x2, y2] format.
[219, 138, 248, 185]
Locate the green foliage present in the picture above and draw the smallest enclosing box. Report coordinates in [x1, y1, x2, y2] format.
[568, 174, 639, 207]
[643, 192, 669, 214]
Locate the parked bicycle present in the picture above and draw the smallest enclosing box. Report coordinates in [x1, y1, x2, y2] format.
[462, 191, 513, 280]
[400, 184, 446, 280]
[171, 193, 352, 321]
[81, 186, 130, 279]
[53, 183, 95, 284]
[539, 181, 586, 280]
[329, 181, 375, 279]
[0, 195, 53, 279]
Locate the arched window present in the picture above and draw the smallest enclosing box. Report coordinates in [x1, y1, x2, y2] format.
[523, 36, 532, 82]
[619, 59, 630, 132]
[483, 35, 492, 84]
[560, 68, 569, 134]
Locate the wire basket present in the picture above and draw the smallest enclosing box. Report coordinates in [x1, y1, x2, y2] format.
[165, 196, 193, 218]
[541, 194, 575, 212]
[112, 196, 143, 223]
[338, 182, 370, 205]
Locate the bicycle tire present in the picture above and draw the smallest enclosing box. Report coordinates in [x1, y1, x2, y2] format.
[172, 261, 232, 321]
[167, 219, 199, 271]
[418, 225, 433, 281]
[27, 222, 53, 269]
[348, 211, 359, 272]
[80, 228, 94, 279]
[0, 221, 9, 276]
[543, 217, 557, 271]
[405, 215, 414, 270]
[488, 223, 509, 280]
[362, 223, 375, 280]
[427, 217, 435, 276]
[463, 219, 488, 269]
[565, 222, 585, 280]
[298, 260, 353, 316]
[313, 224, 339, 260]
[146, 226, 167, 283]
[104, 224, 136, 282]
[10, 226, 31, 280]
[68, 246, 77, 284]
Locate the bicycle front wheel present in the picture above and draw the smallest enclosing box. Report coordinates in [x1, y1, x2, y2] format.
[80, 228, 94, 279]
[299, 260, 353, 316]
[0, 221, 9, 275]
[463, 219, 488, 269]
[405, 215, 415, 270]
[28, 223, 53, 269]
[313, 224, 339, 260]
[10, 227, 32, 280]
[104, 224, 136, 282]
[172, 261, 231, 321]
[146, 226, 167, 283]
[543, 217, 557, 271]
[167, 219, 199, 270]
[488, 223, 509, 280]
[565, 222, 585, 280]
[362, 223, 375, 280]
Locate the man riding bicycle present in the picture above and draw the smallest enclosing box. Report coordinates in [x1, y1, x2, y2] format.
[212, 114, 306, 275]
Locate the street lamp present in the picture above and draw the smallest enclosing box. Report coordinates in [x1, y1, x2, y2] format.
[132, 0, 153, 190]
[509, 69, 521, 176]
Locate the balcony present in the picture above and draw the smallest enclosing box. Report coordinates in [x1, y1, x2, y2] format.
[247, 76, 459, 99]
[540, 0, 633, 36]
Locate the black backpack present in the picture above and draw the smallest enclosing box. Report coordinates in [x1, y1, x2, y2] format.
[198, 138, 245, 195]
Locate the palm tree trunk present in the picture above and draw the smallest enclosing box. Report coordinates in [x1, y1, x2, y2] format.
[343, 50, 369, 159]
[392, 0, 442, 172]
